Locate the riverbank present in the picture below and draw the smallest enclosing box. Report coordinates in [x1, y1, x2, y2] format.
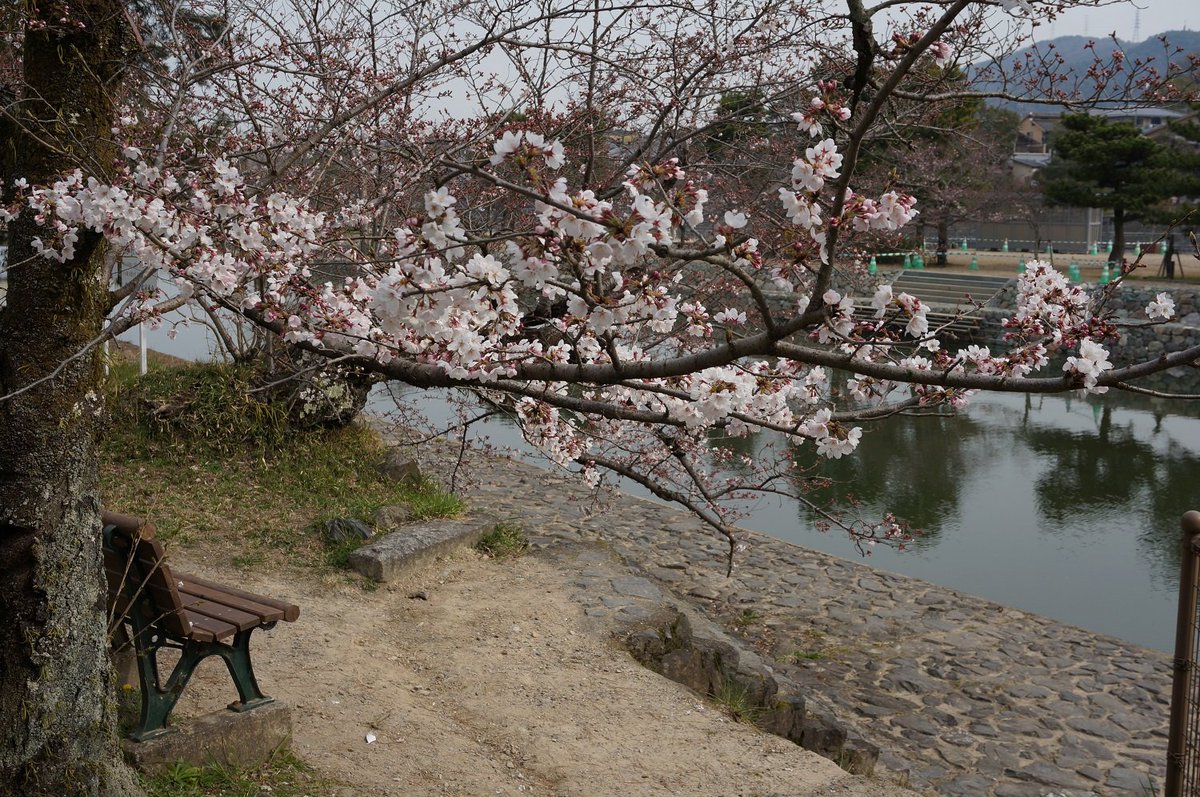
[406, 431, 1171, 796]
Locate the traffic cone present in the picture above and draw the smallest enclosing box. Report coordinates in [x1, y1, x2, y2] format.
[961, 238, 968, 252]
[868, 256, 878, 275]
[1098, 264, 1109, 285]
[903, 253, 912, 269]
[969, 255, 979, 270]
[1018, 256, 1026, 275]
[1002, 239, 1009, 252]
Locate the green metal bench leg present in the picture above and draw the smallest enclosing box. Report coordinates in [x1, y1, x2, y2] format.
[130, 638, 212, 741]
[218, 630, 274, 712]
[131, 641, 170, 741]
[125, 631, 275, 740]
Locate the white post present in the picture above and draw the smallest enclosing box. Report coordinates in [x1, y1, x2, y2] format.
[139, 322, 147, 376]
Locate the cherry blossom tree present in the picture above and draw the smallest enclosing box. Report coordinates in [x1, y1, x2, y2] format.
[2, 0, 1198, 792]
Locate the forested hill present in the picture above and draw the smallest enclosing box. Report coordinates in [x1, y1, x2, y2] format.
[975, 29, 1200, 114]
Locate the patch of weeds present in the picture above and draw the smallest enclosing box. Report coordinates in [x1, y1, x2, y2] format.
[401, 484, 465, 520]
[324, 537, 364, 569]
[105, 361, 288, 459]
[475, 522, 529, 559]
[141, 749, 338, 797]
[787, 628, 845, 664]
[711, 679, 763, 724]
[115, 682, 141, 738]
[232, 550, 265, 570]
[736, 608, 763, 626]
[833, 750, 869, 775]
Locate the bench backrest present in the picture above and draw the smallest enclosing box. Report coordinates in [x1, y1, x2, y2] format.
[102, 511, 191, 638]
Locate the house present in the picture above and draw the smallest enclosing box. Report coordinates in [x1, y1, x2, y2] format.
[1145, 109, 1200, 152]
[1014, 112, 1061, 154]
[1090, 106, 1188, 132]
[1010, 152, 1052, 186]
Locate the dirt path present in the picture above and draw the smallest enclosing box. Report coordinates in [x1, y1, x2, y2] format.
[171, 548, 919, 797]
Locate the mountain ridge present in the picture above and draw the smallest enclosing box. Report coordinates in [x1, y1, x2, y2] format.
[975, 29, 1200, 115]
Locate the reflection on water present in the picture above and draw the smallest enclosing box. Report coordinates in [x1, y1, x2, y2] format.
[791, 409, 985, 544]
[776, 388, 1200, 653]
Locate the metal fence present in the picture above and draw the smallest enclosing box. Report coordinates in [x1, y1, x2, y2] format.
[1167, 510, 1200, 796]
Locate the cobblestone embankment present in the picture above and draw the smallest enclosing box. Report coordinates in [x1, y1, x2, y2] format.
[414, 441, 1171, 797]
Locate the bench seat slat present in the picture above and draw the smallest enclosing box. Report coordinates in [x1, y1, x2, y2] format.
[177, 580, 286, 624]
[179, 573, 300, 622]
[179, 610, 237, 643]
[178, 595, 266, 633]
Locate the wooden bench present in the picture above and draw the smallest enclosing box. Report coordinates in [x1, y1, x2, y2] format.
[102, 511, 300, 741]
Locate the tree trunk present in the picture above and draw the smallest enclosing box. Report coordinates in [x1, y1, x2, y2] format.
[0, 3, 142, 795]
[936, 217, 949, 265]
[1109, 207, 1126, 264]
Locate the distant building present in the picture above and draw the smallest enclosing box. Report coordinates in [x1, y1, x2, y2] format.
[1014, 112, 1061, 154]
[1090, 106, 1188, 132]
[1145, 109, 1200, 151]
[1010, 152, 1052, 186]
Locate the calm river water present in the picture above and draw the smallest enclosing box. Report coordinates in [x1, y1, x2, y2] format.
[754, 388, 1200, 654]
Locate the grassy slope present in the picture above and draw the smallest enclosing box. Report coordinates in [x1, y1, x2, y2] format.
[99, 360, 460, 573]
[99, 359, 466, 794]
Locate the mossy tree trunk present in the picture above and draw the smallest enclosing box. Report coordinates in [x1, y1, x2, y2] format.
[0, 2, 142, 794]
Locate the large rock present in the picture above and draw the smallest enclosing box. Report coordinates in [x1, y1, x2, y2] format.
[377, 449, 423, 487]
[348, 515, 496, 582]
[623, 604, 877, 776]
[373, 504, 412, 532]
[323, 517, 374, 545]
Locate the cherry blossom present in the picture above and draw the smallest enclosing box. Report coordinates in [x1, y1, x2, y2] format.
[4, 0, 1197, 565]
[1064, 339, 1114, 393]
[1147, 292, 1177, 321]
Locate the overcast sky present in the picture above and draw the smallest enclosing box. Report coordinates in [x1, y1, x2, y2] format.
[1035, 0, 1199, 41]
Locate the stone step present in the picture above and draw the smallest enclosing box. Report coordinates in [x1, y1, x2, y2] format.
[349, 514, 497, 582]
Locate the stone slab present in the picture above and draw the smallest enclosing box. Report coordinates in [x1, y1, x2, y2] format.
[349, 514, 496, 582]
[122, 701, 292, 775]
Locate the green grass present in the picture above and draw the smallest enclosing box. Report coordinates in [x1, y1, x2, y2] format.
[475, 522, 530, 559]
[787, 628, 841, 664]
[100, 361, 462, 572]
[711, 679, 763, 724]
[323, 537, 365, 569]
[736, 609, 762, 626]
[142, 750, 338, 797]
